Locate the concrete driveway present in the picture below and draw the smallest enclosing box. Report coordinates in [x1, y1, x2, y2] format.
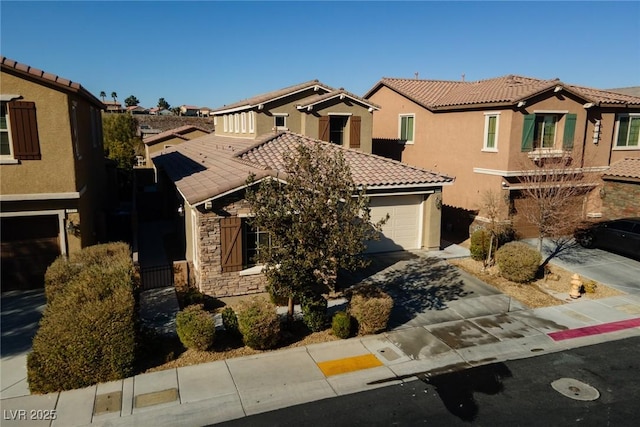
[0, 289, 46, 398]
[526, 238, 640, 295]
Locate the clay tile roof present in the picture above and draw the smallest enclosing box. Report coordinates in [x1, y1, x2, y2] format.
[153, 131, 453, 205]
[367, 75, 640, 110]
[211, 80, 333, 113]
[236, 132, 454, 189]
[143, 125, 211, 145]
[604, 158, 640, 180]
[1, 56, 103, 108]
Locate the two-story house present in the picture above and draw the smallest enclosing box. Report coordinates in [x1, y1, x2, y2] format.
[1, 57, 108, 290]
[365, 75, 640, 237]
[210, 80, 379, 153]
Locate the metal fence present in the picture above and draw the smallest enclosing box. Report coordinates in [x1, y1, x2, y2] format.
[140, 264, 174, 290]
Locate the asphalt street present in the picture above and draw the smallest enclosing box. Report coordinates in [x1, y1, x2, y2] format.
[215, 336, 640, 427]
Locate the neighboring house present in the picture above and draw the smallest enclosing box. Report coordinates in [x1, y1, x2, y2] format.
[152, 131, 453, 297]
[103, 100, 124, 113]
[199, 107, 212, 117]
[1, 56, 108, 290]
[607, 87, 640, 98]
[210, 80, 379, 153]
[142, 125, 211, 168]
[179, 105, 200, 116]
[364, 75, 640, 236]
[127, 105, 149, 114]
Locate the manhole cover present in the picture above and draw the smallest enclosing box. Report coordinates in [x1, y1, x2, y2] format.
[551, 378, 600, 401]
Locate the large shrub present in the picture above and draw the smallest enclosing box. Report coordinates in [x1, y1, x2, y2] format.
[28, 243, 136, 393]
[301, 293, 328, 332]
[176, 305, 216, 351]
[331, 311, 352, 339]
[348, 284, 393, 335]
[495, 242, 542, 283]
[236, 297, 281, 350]
[470, 228, 493, 262]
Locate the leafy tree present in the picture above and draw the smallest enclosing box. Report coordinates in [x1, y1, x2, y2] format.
[124, 95, 140, 107]
[157, 98, 170, 110]
[245, 140, 387, 318]
[99, 91, 106, 102]
[102, 113, 142, 170]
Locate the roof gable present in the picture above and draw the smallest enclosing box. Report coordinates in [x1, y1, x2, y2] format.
[365, 75, 640, 111]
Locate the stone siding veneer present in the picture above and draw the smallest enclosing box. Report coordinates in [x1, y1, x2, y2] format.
[194, 195, 266, 297]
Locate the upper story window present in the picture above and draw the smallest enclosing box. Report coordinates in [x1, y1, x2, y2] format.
[483, 113, 499, 151]
[399, 114, 415, 144]
[0, 99, 41, 162]
[223, 115, 228, 132]
[241, 112, 247, 133]
[274, 113, 288, 131]
[234, 113, 240, 133]
[614, 114, 640, 149]
[521, 112, 576, 153]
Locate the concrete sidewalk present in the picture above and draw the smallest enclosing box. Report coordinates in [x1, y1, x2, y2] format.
[2, 292, 639, 427]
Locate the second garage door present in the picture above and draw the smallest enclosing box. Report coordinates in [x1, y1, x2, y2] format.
[365, 195, 423, 253]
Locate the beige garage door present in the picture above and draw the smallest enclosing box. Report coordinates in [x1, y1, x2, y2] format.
[365, 195, 422, 253]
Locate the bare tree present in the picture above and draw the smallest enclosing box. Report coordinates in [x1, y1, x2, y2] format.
[515, 153, 599, 253]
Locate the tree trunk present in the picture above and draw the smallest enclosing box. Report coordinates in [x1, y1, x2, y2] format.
[287, 296, 294, 321]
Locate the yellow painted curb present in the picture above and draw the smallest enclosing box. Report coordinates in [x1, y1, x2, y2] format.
[317, 354, 383, 377]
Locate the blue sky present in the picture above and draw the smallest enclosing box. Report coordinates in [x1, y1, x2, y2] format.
[2, 1, 639, 109]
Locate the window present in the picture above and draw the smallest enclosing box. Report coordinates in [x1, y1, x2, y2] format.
[249, 111, 255, 133]
[399, 114, 415, 144]
[0, 102, 13, 158]
[71, 101, 81, 159]
[244, 223, 272, 267]
[223, 115, 228, 132]
[274, 113, 287, 130]
[483, 113, 499, 151]
[329, 116, 348, 145]
[241, 112, 247, 133]
[614, 114, 640, 149]
[521, 113, 576, 152]
[234, 114, 239, 133]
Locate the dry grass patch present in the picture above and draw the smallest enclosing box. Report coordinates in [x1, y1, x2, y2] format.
[449, 258, 622, 309]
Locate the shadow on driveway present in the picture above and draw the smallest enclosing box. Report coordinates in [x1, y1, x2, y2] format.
[1, 290, 46, 358]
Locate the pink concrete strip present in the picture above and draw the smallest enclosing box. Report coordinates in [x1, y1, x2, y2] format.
[548, 318, 640, 341]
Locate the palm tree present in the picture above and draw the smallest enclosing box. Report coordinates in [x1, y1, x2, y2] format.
[99, 91, 106, 102]
[111, 92, 118, 104]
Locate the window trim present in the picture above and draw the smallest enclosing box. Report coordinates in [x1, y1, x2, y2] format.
[273, 113, 288, 131]
[0, 101, 16, 163]
[613, 113, 640, 151]
[71, 101, 81, 160]
[398, 114, 415, 144]
[482, 112, 500, 152]
[241, 112, 247, 133]
[248, 111, 255, 133]
[223, 115, 228, 132]
[234, 113, 240, 133]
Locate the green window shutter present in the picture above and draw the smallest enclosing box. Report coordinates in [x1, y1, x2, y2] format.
[521, 114, 535, 152]
[563, 113, 577, 149]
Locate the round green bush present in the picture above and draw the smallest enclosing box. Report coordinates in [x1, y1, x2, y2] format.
[221, 307, 239, 335]
[301, 293, 328, 332]
[236, 297, 281, 350]
[176, 305, 216, 351]
[331, 311, 352, 339]
[495, 242, 542, 283]
[470, 228, 493, 262]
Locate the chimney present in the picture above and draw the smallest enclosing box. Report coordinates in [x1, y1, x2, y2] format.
[414, 72, 419, 80]
[461, 73, 465, 82]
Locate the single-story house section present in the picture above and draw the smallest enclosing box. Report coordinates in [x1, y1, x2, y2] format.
[152, 131, 454, 297]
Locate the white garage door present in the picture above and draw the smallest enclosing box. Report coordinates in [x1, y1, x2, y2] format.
[365, 195, 423, 253]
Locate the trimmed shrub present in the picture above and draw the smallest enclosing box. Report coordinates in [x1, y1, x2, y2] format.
[331, 311, 352, 339]
[236, 297, 281, 350]
[221, 307, 239, 335]
[301, 293, 328, 332]
[348, 284, 393, 335]
[470, 229, 493, 262]
[176, 304, 216, 351]
[28, 243, 136, 393]
[495, 242, 541, 283]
